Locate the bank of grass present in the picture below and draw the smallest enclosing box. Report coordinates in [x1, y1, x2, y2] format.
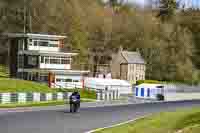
[59, 89, 97, 99]
[0, 99, 94, 108]
[0, 78, 59, 93]
[0, 101, 66, 108]
[95, 108, 200, 133]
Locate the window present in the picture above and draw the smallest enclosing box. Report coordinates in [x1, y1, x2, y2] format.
[34, 41, 37, 46]
[18, 40, 24, 50]
[131, 65, 134, 72]
[28, 56, 37, 66]
[33, 41, 37, 46]
[41, 56, 44, 63]
[56, 78, 67, 82]
[29, 39, 33, 46]
[56, 78, 62, 82]
[41, 56, 71, 64]
[39, 41, 49, 47]
[18, 55, 24, 68]
[141, 65, 144, 70]
[136, 64, 140, 70]
[50, 58, 60, 64]
[61, 58, 70, 64]
[141, 88, 144, 97]
[45, 56, 50, 64]
[49, 44, 58, 47]
[65, 79, 72, 82]
[141, 75, 144, 80]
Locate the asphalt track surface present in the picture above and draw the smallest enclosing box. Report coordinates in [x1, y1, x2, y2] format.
[1, 100, 200, 133]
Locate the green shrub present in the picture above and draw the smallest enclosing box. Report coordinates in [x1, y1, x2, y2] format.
[80, 89, 96, 99]
[58, 88, 96, 99]
[136, 80, 160, 85]
[137, 79, 200, 86]
[160, 80, 199, 86]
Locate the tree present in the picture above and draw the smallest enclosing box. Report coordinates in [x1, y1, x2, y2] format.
[157, 0, 178, 22]
[107, 0, 126, 13]
[68, 14, 89, 64]
[0, 0, 198, 82]
[178, 9, 200, 70]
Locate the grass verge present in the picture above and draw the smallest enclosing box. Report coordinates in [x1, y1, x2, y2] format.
[95, 107, 200, 133]
[0, 78, 59, 93]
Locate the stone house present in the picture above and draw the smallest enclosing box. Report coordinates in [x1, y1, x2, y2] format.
[111, 50, 146, 84]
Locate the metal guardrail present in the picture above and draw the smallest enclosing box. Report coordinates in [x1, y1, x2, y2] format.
[164, 84, 200, 93]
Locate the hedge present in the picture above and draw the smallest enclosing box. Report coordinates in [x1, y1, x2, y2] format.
[136, 80, 160, 85]
[57, 88, 97, 99]
[136, 80, 199, 86]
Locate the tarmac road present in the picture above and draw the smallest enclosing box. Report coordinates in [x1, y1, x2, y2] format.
[1, 100, 200, 133]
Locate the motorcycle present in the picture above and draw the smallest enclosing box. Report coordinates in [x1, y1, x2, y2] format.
[70, 96, 80, 113]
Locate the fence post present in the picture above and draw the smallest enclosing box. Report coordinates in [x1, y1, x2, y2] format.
[33, 93, 40, 102]
[102, 90, 105, 100]
[2, 93, 11, 104]
[57, 92, 63, 101]
[18, 93, 26, 103]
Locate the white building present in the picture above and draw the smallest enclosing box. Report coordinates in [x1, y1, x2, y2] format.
[84, 77, 132, 94]
[135, 83, 164, 100]
[5, 33, 89, 88]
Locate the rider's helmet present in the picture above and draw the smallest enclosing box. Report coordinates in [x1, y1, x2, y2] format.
[73, 89, 79, 95]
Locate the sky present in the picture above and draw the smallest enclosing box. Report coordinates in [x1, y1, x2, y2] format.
[103, 0, 200, 8]
[131, 0, 200, 8]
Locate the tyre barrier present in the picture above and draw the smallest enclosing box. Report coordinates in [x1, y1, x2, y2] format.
[0, 90, 120, 104]
[0, 92, 72, 104]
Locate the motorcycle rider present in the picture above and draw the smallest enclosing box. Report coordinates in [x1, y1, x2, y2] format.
[69, 91, 80, 113]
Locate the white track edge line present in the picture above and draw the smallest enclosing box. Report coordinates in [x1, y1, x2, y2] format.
[85, 114, 152, 133]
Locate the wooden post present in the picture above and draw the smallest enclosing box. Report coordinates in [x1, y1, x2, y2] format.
[48, 72, 55, 88]
[82, 77, 85, 90]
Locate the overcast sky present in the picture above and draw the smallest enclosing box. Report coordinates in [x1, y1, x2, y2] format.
[103, 0, 199, 8]
[130, 0, 199, 8]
